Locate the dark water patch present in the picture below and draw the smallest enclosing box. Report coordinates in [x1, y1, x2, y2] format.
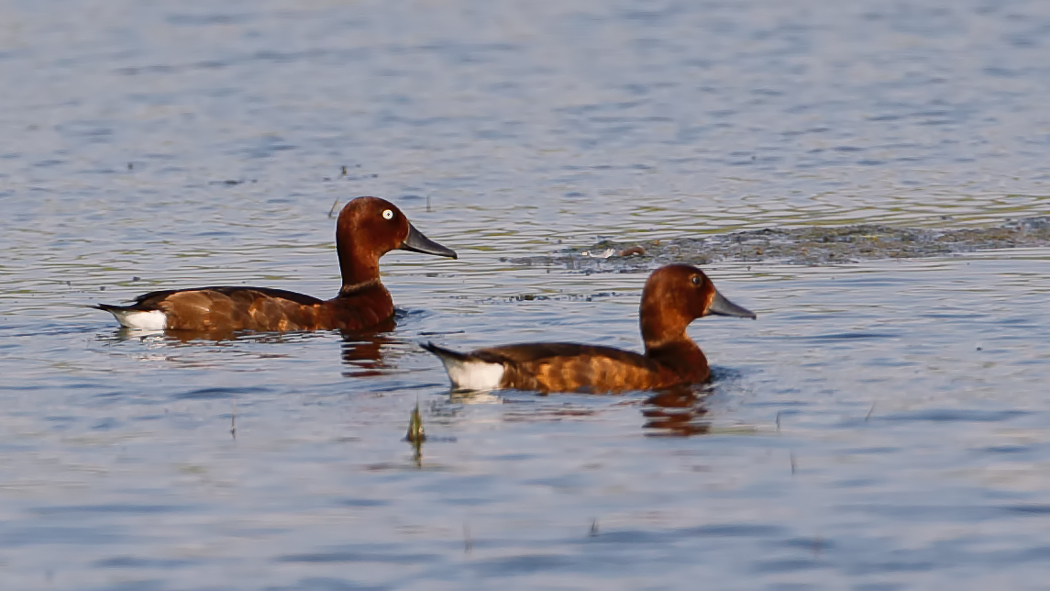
[781, 536, 836, 552]
[678, 523, 785, 539]
[804, 332, 898, 342]
[981, 445, 1032, 454]
[94, 556, 196, 569]
[843, 503, 1002, 522]
[996, 546, 1050, 565]
[277, 549, 440, 564]
[469, 553, 573, 575]
[751, 558, 826, 573]
[512, 217, 1050, 269]
[1003, 504, 1050, 515]
[879, 409, 1028, 424]
[90, 581, 171, 591]
[435, 496, 495, 507]
[0, 525, 126, 546]
[586, 523, 785, 545]
[841, 447, 900, 456]
[166, 12, 254, 27]
[846, 559, 936, 575]
[853, 585, 907, 591]
[92, 417, 120, 431]
[336, 498, 390, 508]
[45, 415, 77, 424]
[32, 504, 189, 516]
[173, 386, 271, 400]
[265, 578, 389, 591]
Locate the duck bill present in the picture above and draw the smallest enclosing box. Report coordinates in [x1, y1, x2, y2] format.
[399, 223, 458, 259]
[707, 290, 756, 319]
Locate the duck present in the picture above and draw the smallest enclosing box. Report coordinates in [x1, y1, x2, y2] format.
[96, 196, 457, 332]
[422, 264, 754, 393]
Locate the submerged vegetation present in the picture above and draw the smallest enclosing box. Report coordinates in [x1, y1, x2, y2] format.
[509, 217, 1050, 269]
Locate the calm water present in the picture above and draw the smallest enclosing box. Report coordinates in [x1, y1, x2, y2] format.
[2, 0, 1050, 589]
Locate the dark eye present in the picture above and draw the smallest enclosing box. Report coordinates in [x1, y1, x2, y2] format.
[691, 275, 701, 286]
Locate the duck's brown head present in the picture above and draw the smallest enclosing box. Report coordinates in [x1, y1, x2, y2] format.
[639, 264, 755, 348]
[335, 196, 457, 286]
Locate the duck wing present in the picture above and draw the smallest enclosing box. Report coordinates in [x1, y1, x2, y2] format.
[96, 286, 325, 331]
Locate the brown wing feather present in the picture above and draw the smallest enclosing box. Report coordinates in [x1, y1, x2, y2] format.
[151, 288, 323, 332]
[111, 284, 395, 332]
[476, 343, 689, 394]
[130, 286, 324, 309]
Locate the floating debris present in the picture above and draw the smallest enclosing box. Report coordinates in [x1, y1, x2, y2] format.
[580, 248, 616, 259]
[578, 245, 646, 259]
[510, 217, 1050, 269]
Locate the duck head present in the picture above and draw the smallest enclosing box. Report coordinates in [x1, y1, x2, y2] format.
[639, 264, 755, 348]
[336, 196, 457, 286]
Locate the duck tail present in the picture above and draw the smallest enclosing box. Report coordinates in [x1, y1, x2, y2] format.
[93, 303, 128, 313]
[420, 341, 470, 362]
[94, 303, 167, 330]
[420, 342, 505, 391]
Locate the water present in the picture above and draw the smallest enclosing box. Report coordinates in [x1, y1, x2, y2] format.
[2, 0, 1050, 588]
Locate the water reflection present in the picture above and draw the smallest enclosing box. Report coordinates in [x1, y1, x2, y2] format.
[642, 386, 714, 437]
[97, 321, 406, 377]
[436, 382, 716, 436]
[106, 326, 306, 345]
[339, 319, 397, 378]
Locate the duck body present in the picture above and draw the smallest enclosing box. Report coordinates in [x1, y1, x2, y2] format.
[97, 282, 392, 332]
[421, 341, 704, 393]
[423, 264, 755, 394]
[96, 197, 456, 333]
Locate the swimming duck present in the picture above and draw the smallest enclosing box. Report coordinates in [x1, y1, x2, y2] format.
[96, 196, 457, 332]
[422, 264, 754, 393]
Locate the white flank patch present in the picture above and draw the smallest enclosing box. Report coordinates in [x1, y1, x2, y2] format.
[441, 358, 505, 391]
[115, 310, 168, 331]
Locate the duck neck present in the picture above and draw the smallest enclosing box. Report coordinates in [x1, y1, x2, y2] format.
[336, 234, 382, 288]
[640, 295, 707, 381]
[639, 291, 692, 349]
[338, 278, 384, 298]
[645, 339, 708, 381]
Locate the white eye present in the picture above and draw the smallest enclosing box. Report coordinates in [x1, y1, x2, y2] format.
[382, 209, 394, 220]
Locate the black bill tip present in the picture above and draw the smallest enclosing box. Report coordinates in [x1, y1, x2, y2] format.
[400, 223, 458, 259]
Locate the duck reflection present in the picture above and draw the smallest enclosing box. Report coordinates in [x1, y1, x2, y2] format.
[340, 317, 398, 377]
[641, 386, 714, 436]
[103, 320, 403, 378]
[106, 326, 235, 343]
[108, 325, 325, 345]
[431, 383, 717, 437]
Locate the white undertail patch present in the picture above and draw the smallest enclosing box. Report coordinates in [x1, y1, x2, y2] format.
[439, 357, 505, 391]
[111, 309, 167, 331]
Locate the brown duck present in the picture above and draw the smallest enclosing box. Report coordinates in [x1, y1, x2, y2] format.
[96, 196, 456, 332]
[423, 264, 754, 393]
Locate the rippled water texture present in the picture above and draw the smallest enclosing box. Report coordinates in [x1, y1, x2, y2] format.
[2, 0, 1050, 589]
